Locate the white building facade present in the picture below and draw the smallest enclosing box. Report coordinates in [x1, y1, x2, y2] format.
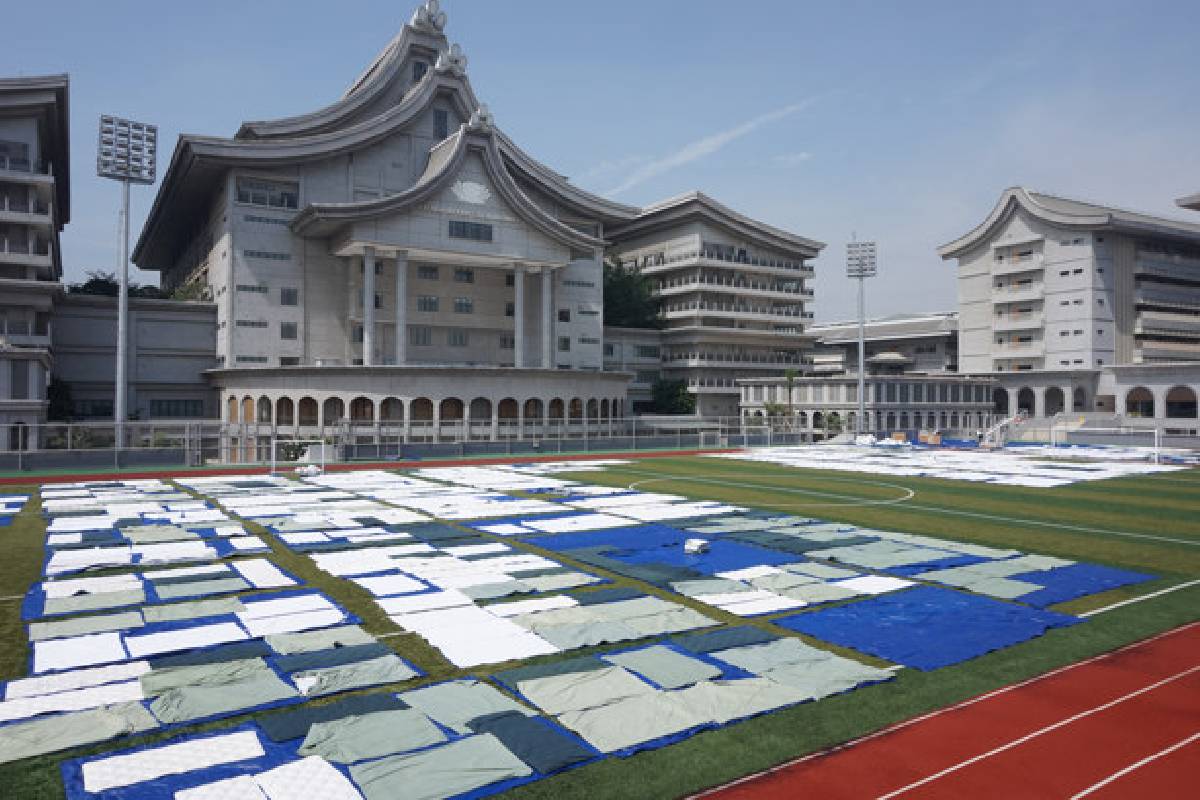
[130, 2, 821, 455]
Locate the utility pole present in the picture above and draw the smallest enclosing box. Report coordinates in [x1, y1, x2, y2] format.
[846, 238, 877, 436]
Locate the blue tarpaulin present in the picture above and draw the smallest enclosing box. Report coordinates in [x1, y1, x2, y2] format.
[1014, 563, 1155, 608]
[776, 586, 1079, 671]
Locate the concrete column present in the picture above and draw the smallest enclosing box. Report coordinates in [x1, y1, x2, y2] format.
[491, 404, 500, 441]
[1063, 385, 1074, 414]
[394, 252, 408, 365]
[1006, 387, 1018, 417]
[1033, 386, 1046, 419]
[362, 247, 376, 366]
[542, 267, 554, 368]
[513, 266, 526, 368]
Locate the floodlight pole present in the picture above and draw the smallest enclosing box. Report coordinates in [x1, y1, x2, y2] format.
[856, 266, 865, 435]
[115, 178, 130, 447]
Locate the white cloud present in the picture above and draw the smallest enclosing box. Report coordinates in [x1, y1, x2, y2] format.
[606, 99, 817, 196]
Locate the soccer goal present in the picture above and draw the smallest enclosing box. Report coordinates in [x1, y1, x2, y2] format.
[270, 438, 330, 476]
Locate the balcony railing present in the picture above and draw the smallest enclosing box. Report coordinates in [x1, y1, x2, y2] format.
[0, 237, 51, 256]
[626, 248, 812, 275]
[664, 300, 809, 318]
[656, 273, 812, 297]
[0, 156, 42, 173]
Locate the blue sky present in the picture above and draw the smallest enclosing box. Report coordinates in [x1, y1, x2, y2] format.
[4, 0, 1198, 319]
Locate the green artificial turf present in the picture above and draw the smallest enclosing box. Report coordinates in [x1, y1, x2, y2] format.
[0, 457, 1197, 799]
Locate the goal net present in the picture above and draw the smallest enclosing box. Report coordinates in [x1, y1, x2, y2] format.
[270, 438, 330, 476]
[1045, 425, 1163, 463]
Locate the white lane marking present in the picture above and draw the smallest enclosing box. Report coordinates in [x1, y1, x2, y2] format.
[1069, 731, 1200, 799]
[1080, 579, 1200, 618]
[878, 665, 1200, 799]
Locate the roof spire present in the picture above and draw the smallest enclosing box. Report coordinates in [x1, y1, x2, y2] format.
[409, 0, 447, 34]
[468, 104, 494, 132]
[436, 43, 468, 77]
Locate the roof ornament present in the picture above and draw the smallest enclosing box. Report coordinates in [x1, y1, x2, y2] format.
[409, 0, 448, 33]
[435, 43, 468, 77]
[468, 104, 494, 132]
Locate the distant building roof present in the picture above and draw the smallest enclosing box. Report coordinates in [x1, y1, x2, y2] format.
[1178, 192, 1200, 212]
[810, 312, 957, 344]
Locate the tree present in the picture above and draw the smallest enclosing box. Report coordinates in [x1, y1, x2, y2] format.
[784, 368, 797, 423]
[603, 258, 662, 329]
[67, 270, 166, 298]
[651, 378, 695, 415]
[763, 402, 788, 418]
[46, 378, 73, 421]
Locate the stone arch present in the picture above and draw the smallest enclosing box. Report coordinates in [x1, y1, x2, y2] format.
[568, 398, 584, 421]
[276, 397, 294, 426]
[993, 387, 1009, 415]
[524, 398, 544, 420]
[241, 396, 254, 424]
[349, 396, 374, 423]
[1073, 387, 1087, 412]
[227, 396, 238, 423]
[322, 397, 345, 425]
[380, 397, 404, 422]
[298, 397, 318, 426]
[812, 411, 824, 429]
[1126, 387, 1154, 418]
[586, 399, 599, 420]
[1045, 387, 1065, 416]
[411, 398, 434, 421]
[468, 397, 492, 421]
[548, 398, 565, 419]
[1165, 386, 1198, 418]
[498, 398, 519, 419]
[899, 412, 909, 429]
[257, 396, 272, 424]
[440, 398, 464, 421]
[797, 411, 808, 428]
[600, 399, 610, 419]
[828, 411, 842, 430]
[1017, 387, 1035, 416]
[885, 412, 896, 430]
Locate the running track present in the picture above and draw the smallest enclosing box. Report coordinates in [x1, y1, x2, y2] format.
[702, 622, 1200, 799]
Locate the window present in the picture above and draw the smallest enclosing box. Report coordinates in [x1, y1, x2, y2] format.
[578, 308, 599, 316]
[635, 370, 658, 384]
[149, 399, 205, 418]
[558, 336, 571, 352]
[244, 214, 290, 226]
[236, 177, 298, 209]
[416, 295, 439, 312]
[280, 357, 300, 366]
[1073, 268, 1083, 274]
[449, 221, 492, 242]
[418, 265, 439, 280]
[280, 287, 298, 306]
[499, 334, 514, 350]
[280, 322, 298, 340]
[454, 267, 476, 283]
[374, 293, 382, 309]
[433, 108, 449, 139]
[1059, 330, 1070, 337]
[563, 279, 596, 288]
[635, 345, 660, 358]
[558, 309, 571, 323]
[449, 329, 469, 347]
[603, 344, 615, 357]
[236, 320, 268, 328]
[243, 249, 291, 261]
[505, 274, 515, 287]
[1059, 270, 1070, 277]
[505, 302, 515, 317]
[412, 60, 428, 83]
[579, 336, 599, 345]
[235, 355, 269, 363]
[1073, 329, 1083, 335]
[352, 325, 363, 343]
[236, 284, 268, 294]
[454, 297, 474, 313]
[410, 326, 431, 346]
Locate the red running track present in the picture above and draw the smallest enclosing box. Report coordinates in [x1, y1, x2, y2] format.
[702, 622, 1200, 799]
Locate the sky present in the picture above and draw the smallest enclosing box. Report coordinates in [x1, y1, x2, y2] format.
[3, 0, 1199, 321]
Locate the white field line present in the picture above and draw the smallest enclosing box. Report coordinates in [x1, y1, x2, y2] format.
[625, 472, 917, 510]
[1068, 731, 1200, 799]
[0, 594, 23, 602]
[877, 665, 1200, 799]
[1080, 578, 1200, 618]
[688, 621, 1199, 798]
[617, 468, 1200, 548]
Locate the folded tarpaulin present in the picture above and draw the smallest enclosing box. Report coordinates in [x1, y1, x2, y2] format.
[349, 733, 532, 800]
[257, 694, 408, 742]
[0, 702, 159, 766]
[399, 680, 535, 735]
[516, 666, 656, 716]
[490, 655, 608, 692]
[467, 711, 595, 774]
[670, 626, 778, 654]
[603, 645, 724, 690]
[265, 625, 376, 656]
[274, 643, 393, 674]
[298, 708, 447, 764]
[291, 654, 420, 698]
[775, 586, 1079, 671]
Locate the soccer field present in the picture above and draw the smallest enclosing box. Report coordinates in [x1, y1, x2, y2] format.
[0, 452, 1197, 799]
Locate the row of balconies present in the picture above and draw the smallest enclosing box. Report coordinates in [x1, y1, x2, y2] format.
[626, 248, 815, 278]
[0, 156, 52, 175]
[655, 273, 813, 299]
[0, 235, 52, 260]
[1134, 258, 1200, 284]
[1134, 287, 1200, 312]
[991, 253, 1045, 276]
[991, 282, 1044, 302]
[664, 353, 807, 368]
[992, 310, 1044, 331]
[663, 300, 810, 320]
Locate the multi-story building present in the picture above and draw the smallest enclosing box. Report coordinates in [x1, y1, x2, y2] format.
[940, 186, 1200, 373]
[808, 312, 958, 376]
[130, 1, 821, 450]
[0, 75, 68, 451]
[609, 194, 820, 417]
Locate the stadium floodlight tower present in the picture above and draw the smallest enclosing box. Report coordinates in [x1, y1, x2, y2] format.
[97, 115, 157, 447]
[846, 239, 877, 436]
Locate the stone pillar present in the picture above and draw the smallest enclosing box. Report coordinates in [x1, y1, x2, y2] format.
[394, 252, 408, 365]
[1034, 386, 1046, 419]
[1006, 387, 1018, 417]
[513, 266, 526, 368]
[491, 404, 500, 441]
[542, 267, 554, 368]
[362, 247, 376, 366]
[1062, 385, 1073, 414]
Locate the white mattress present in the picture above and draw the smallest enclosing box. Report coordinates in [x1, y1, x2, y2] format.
[82, 729, 265, 793]
[33, 631, 128, 673]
